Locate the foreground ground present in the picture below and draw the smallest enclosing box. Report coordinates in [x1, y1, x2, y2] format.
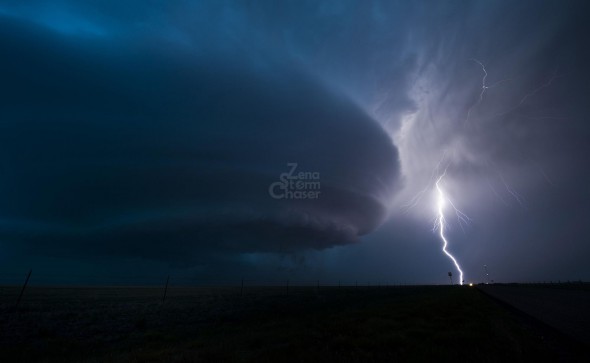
[0, 285, 587, 362]
[479, 283, 590, 345]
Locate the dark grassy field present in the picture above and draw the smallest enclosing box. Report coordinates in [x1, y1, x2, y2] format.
[0, 285, 586, 362]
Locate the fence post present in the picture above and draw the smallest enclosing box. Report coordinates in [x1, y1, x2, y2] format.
[15, 269, 32, 309]
[162, 275, 170, 304]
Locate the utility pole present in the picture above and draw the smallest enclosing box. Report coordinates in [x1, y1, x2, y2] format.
[16, 269, 32, 309]
[162, 275, 170, 304]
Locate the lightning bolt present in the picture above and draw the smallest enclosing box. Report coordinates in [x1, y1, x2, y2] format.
[399, 59, 558, 285]
[434, 169, 465, 285]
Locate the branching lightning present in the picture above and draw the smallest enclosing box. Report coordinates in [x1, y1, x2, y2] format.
[487, 178, 509, 206]
[434, 169, 465, 285]
[465, 58, 511, 125]
[499, 173, 526, 207]
[486, 160, 527, 208]
[494, 69, 561, 119]
[401, 151, 449, 213]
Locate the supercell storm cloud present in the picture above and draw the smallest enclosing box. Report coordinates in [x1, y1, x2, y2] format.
[0, 1, 589, 284]
[0, 5, 400, 262]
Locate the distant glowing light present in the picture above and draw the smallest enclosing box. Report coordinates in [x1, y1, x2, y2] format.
[469, 283, 473, 287]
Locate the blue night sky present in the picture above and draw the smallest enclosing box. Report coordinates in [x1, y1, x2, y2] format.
[0, 0, 589, 285]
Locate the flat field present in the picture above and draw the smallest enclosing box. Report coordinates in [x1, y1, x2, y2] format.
[0, 285, 586, 362]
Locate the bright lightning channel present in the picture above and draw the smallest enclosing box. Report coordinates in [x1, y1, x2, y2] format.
[434, 170, 465, 285]
[401, 59, 557, 284]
